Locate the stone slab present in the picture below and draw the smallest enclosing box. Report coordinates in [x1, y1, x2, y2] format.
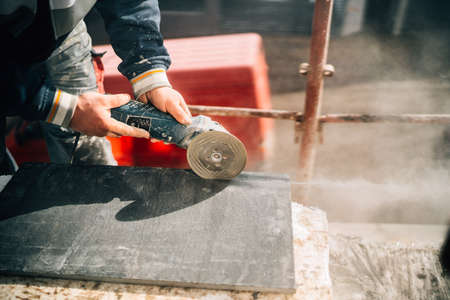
[0, 203, 332, 300]
[0, 163, 295, 293]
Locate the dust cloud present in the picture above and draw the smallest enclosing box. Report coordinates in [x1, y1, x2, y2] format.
[260, 29, 450, 225]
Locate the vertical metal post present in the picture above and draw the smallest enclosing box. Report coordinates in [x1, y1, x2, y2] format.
[297, 0, 334, 201]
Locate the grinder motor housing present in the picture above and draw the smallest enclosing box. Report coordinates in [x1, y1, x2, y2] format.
[110, 100, 247, 179]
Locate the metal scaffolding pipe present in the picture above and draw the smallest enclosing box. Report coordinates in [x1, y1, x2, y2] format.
[189, 105, 450, 124]
[298, 0, 335, 202]
[188, 105, 301, 120]
[320, 114, 450, 124]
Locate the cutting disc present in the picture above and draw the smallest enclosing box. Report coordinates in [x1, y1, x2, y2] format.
[187, 131, 247, 180]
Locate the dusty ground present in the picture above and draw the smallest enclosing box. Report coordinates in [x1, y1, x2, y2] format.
[329, 235, 449, 300]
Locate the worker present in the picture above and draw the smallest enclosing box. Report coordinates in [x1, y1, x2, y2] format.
[0, 0, 191, 171]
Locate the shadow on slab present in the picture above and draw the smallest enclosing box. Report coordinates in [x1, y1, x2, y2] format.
[0, 163, 229, 222]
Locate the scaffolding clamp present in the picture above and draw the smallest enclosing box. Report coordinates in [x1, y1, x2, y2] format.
[299, 62, 335, 77]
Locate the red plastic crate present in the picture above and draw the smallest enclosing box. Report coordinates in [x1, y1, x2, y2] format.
[5, 130, 50, 165]
[95, 33, 273, 168]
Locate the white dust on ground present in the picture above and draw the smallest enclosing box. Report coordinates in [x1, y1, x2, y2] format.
[329, 234, 450, 300]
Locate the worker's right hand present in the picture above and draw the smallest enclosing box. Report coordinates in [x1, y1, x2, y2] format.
[70, 92, 150, 138]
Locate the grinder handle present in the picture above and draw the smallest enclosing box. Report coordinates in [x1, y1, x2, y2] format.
[110, 100, 188, 146]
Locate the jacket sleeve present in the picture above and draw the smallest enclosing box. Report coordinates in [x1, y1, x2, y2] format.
[95, 0, 172, 99]
[1, 63, 77, 128]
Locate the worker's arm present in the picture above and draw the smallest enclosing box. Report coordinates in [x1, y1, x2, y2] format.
[0, 63, 148, 138]
[95, 0, 191, 125]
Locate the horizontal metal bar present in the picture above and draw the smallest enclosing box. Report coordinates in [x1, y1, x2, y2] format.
[320, 114, 450, 124]
[188, 105, 301, 120]
[188, 105, 450, 124]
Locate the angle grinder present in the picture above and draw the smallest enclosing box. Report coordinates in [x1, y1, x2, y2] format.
[111, 100, 247, 180]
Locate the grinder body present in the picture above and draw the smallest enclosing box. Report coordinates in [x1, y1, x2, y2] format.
[111, 100, 247, 179]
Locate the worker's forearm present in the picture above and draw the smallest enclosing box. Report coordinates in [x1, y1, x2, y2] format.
[43, 89, 78, 128]
[0, 62, 74, 125]
[18, 84, 57, 121]
[130, 68, 171, 99]
[20, 83, 77, 128]
[95, 0, 171, 80]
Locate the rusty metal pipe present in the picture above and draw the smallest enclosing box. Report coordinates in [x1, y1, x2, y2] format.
[320, 114, 450, 124]
[189, 105, 450, 124]
[298, 0, 334, 202]
[188, 105, 302, 120]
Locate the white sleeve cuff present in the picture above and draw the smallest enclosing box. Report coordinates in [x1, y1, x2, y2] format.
[46, 89, 78, 128]
[130, 68, 172, 99]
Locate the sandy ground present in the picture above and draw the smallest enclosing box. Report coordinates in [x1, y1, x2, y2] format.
[329, 234, 449, 300]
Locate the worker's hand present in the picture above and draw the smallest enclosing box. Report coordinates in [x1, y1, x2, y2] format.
[70, 92, 150, 138]
[139, 87, 192, 125]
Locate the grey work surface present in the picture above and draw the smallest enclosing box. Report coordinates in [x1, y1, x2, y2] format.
[0, 163, 295, 293]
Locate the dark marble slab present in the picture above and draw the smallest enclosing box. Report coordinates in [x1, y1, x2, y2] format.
[0, 163, 295, 293]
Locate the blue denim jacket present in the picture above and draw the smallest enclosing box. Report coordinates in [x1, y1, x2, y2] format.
[0, 0, 170, 126]
[96, 0, 170, 79]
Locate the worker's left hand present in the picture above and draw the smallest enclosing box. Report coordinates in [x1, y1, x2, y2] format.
[138, 87, 192, 125]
